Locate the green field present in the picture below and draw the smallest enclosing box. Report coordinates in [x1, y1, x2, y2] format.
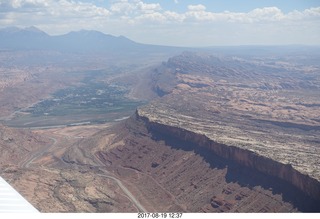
[5, 71, 144, 128]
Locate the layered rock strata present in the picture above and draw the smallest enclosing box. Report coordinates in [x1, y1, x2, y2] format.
[136, 109, 320, 200]
[95, 114, 320, 212]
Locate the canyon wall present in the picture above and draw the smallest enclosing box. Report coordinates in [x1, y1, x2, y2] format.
[136, 110, 320, 201]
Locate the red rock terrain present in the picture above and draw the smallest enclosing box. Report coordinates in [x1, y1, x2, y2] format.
[0, 124, 50, 166]
[91, 52, 320, 212]
[1, 49, 320, 213]
[93, 116, 320, 212]
[0, 124, 142, 212]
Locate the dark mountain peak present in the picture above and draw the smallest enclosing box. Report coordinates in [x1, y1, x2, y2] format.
[64, 29, 110, 38]
[64, 30, 135, 43]
[24, 26, 48, 35]
[117, 35, 135, 43]
[0, 26, 174, 53]
[56, 29, 139, 51]
[0, 26, 48, 38]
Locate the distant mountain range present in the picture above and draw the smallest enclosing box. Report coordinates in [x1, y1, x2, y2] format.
[1, 26, 319, 57]
[0, 26, 177, 53]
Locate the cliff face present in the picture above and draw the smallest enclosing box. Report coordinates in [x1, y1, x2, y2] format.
[136, 110, 320, 201]
[90, 51, 320, 212]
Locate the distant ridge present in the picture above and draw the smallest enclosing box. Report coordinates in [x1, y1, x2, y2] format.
[0, 26, 47, 35]
[0, 26, 47, 50]
[0, 26, 178, 53]
[53, 29, 140, 52]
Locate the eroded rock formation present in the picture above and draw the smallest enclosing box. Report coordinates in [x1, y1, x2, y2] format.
[94, 114, 320, 212]
[136, 110, 320, 200]
[92, 51, 320, 212]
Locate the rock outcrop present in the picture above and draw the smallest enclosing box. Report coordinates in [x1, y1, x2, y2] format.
[136, 109, 320, 201]
[128, 52, 320, 204]
[94, 113, 320, 212]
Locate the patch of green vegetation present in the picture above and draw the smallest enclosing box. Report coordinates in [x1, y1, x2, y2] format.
[25, 81, 140, 117]
[9, 71, 144, 127]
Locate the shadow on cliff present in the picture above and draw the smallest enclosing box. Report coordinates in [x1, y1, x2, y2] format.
[150, 129, 320, 212]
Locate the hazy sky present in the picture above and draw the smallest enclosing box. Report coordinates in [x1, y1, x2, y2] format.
[0, 0, 319, 46]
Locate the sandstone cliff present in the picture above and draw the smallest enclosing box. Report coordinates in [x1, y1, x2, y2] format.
[136, 109, 320, 201]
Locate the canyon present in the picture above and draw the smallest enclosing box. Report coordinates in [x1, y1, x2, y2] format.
[74, 51, 320, 212]
[0, 29, 319, 212]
